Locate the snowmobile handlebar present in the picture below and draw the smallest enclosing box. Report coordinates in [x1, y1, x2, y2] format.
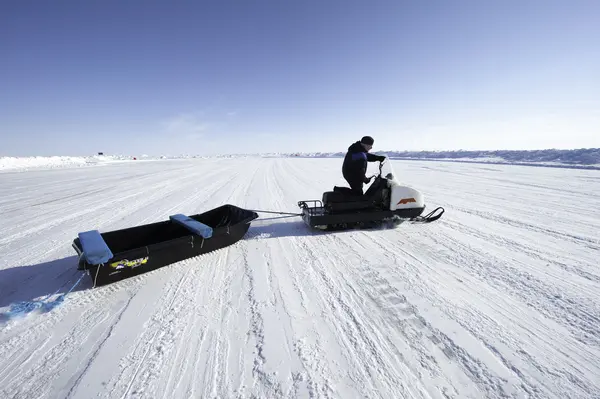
[377, 156, 388, 175]
[366, 157, 387, 180]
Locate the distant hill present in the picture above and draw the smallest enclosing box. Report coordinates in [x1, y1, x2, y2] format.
[280, 148, 600, 169]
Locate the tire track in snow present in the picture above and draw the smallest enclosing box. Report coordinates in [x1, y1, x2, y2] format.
[62, 293, 137, 399]
[438, 217, 600, 348]
[341, 231, 528, 398]
[225, 160, 289, 398]
[264, 160, 340, 398]
[166, 161, 264, 398]
[352, 220, 599, 398]
[241, 243, 286, 398]
[161, 247, 238, 399]
[452, 205, 599, 251]
[292, 235, 430, 398]
[105, 263, 197, 398]
[168, 248, 232, 399]
[99, 160, 263, 398]
[309, 229, 501, 398]
[360, 228, 554, 394]
[155, 253, 228, 399]
[240, 162, 330, 397]
[2, 164, 212, 246]
[0, 165, 192, 246]
[0, 162, 241, 398]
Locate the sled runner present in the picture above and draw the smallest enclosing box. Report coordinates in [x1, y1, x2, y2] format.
[72, 205, 258, 286]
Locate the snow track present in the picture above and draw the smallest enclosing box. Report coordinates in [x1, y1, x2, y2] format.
[0, 158, 599, 398]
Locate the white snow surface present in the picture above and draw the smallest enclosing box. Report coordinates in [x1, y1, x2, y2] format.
[0, 155, 143, 172]
[0, 158, 599, 398]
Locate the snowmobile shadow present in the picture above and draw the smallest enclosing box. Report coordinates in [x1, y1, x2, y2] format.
[0, 255, 91, 312]
[246, 219, 313, 239]
[246, 217, 408, 240]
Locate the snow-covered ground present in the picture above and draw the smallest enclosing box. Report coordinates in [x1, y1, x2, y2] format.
[0, 155, 145, 172]
[0, 158, 599, 398]
[4, 147, 600, 173]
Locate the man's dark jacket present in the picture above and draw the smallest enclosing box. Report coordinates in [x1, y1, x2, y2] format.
[342, 141, 382, 184]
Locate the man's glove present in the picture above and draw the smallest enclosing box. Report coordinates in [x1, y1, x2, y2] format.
[376, 155, 386, 162]
[363, 175, 373, 183]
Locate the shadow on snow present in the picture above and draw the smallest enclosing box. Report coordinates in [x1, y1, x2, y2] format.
[0, 218, 405, 324]
[245, 217, 407, 240]
[0, 255, 91, 323]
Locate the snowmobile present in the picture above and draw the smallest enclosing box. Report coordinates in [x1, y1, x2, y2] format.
[297, 158, 444, 230]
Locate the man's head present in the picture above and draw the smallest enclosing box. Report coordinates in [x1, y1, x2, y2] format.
[360, 136, 374, 151]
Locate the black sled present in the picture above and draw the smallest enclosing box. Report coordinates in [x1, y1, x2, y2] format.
[72, 205, 258, 286]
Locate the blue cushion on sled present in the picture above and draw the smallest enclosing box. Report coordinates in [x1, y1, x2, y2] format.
[78, 230, 114, 265]
[170, 214, 213, 239]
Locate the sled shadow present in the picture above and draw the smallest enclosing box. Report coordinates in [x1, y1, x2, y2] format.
[0, 255, 92, 310]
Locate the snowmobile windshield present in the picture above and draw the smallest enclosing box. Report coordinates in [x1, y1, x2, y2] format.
[380, 158, 396, 180]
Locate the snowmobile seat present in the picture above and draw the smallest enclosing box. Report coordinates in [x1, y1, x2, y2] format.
[323, 178, 389, 213]
[169, 213, 214, 239]
[78, 230, 114, 265]
[325, 186, 364, 202]
[323, 188, 378, 212]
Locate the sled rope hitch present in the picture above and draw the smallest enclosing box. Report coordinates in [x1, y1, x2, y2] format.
[249, 209, 302, 218]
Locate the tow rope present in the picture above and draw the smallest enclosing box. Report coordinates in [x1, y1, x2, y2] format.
[249, 206, 444, 223]
[248, 209, 303, 221]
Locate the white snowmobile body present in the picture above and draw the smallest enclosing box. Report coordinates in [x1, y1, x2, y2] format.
[297, 157, 444, 230]
[379, 160, 425, 212]
[388, 179, 425, 212]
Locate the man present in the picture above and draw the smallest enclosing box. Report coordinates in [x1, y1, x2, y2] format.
[342, 136, 386, 195]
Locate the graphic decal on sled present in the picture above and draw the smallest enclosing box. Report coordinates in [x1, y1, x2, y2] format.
[110, 257, 149, 269]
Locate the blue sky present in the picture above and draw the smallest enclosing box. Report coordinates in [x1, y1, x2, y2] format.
[1, 0, 599, 156]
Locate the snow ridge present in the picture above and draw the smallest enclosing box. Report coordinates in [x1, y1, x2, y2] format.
[282, 148, 600, 169]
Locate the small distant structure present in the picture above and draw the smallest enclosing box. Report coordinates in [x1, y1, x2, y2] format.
[98, 152, 104, 155]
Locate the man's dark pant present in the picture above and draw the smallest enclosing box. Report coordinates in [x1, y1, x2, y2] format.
[346, 179, 364, 196]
